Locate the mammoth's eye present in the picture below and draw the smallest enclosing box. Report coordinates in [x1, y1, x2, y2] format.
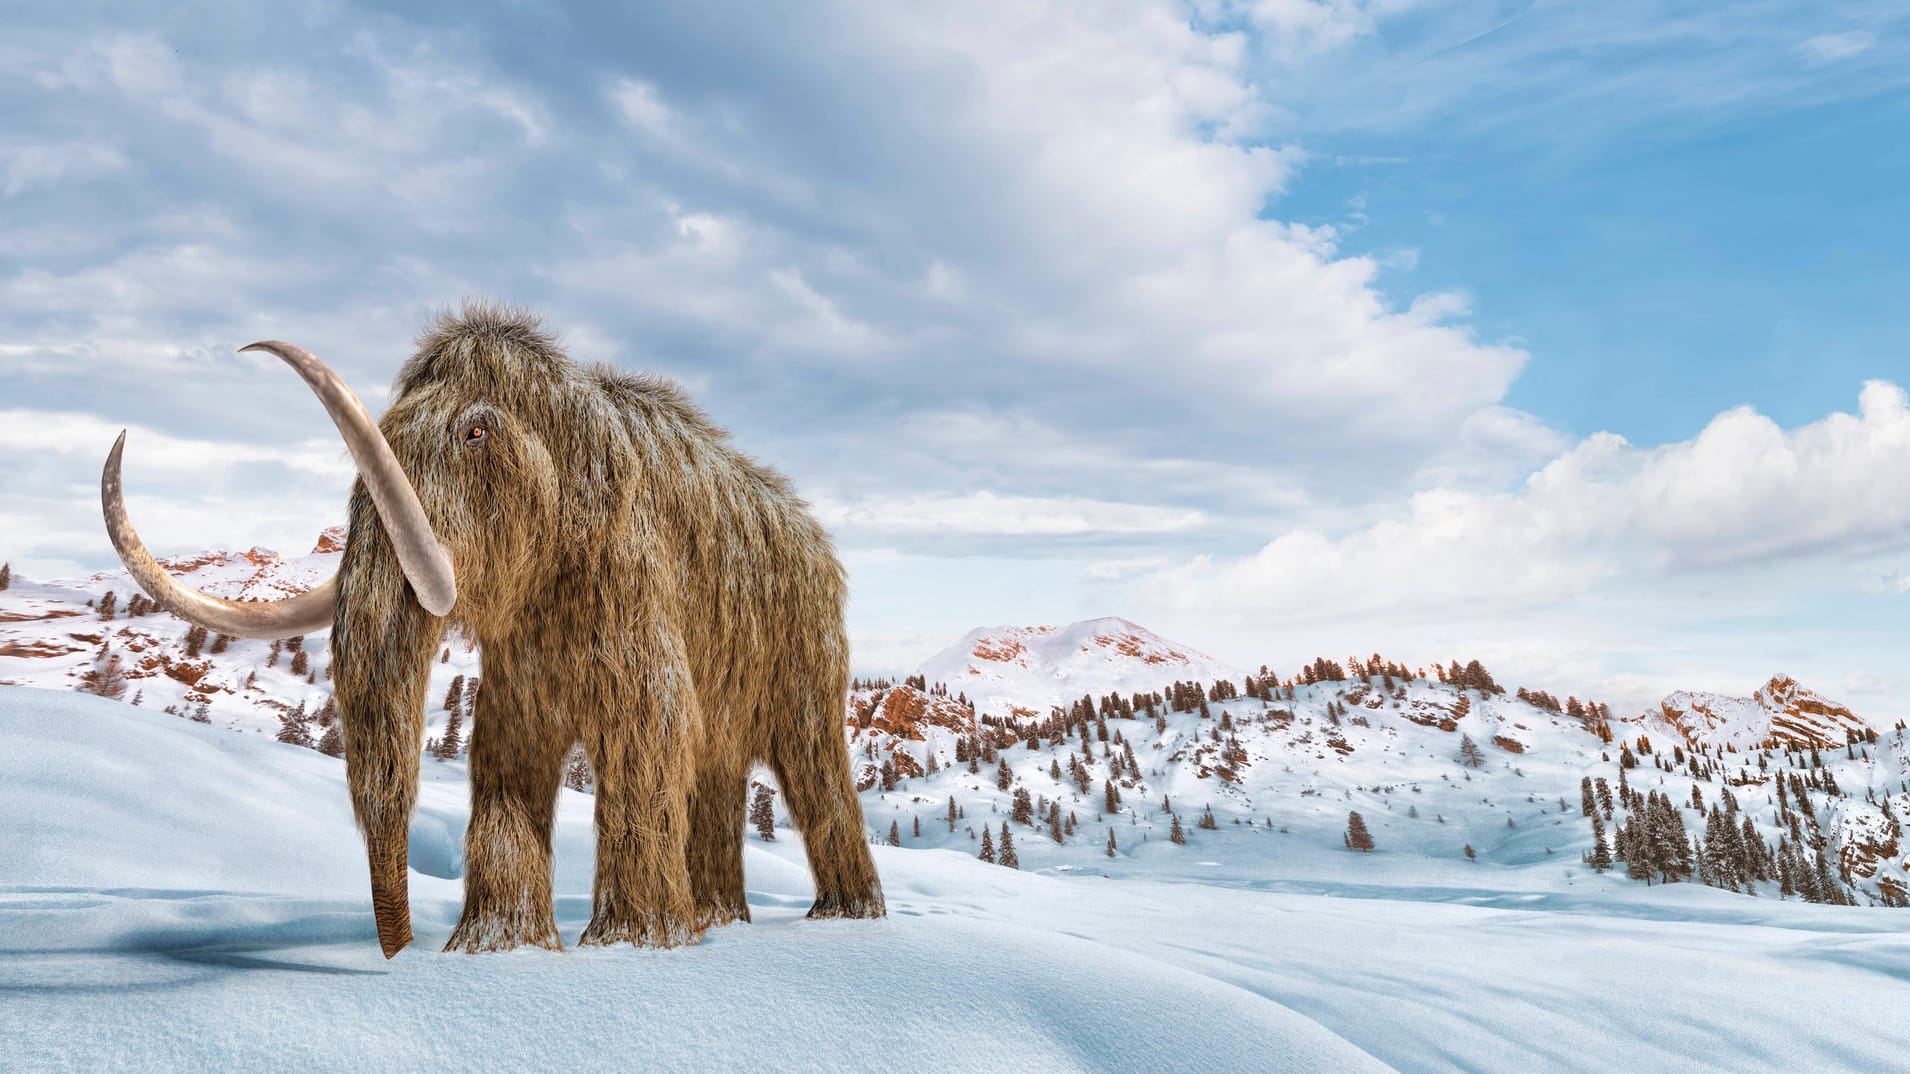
[463, 424, 488, 445]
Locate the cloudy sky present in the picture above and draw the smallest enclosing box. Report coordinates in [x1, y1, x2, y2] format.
[4, 1, 1908, 715]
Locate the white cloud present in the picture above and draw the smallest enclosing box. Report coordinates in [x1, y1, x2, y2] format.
[1843, 669, 1898, 697]
[814, 492, 1205, 537]
[1, 139, 126, 196]
[1139, 381, 1910, 621]
[0, 409, 357, 482]
[1798, 31, 1875, 66]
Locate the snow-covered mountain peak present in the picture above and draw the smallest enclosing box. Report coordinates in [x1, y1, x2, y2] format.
[1636, 674, 1871, 750]
[917, 617, 1240, 716]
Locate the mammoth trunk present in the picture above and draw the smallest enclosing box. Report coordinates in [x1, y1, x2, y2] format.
[333, 497, 447, 959]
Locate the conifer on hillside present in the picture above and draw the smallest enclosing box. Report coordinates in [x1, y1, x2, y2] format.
[1459, 734, 1484, 768]
[1345, 811, 1375, 852]
[76, 644, 129, 701]
[317, 721, 344, 757]
[998, 824, 1019, 869]
[730, 782, 769, 841]
[276, 705, 313, 749]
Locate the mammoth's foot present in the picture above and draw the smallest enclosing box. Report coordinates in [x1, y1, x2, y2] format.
[578, 899, 705, 950]
[806, 886, 887, 921]
[693, 894, 752, 931]
[444, 905, 563, 954]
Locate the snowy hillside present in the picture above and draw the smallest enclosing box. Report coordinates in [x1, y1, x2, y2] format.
[916, 617, 1240, 717]
[844, 663, 1910, 908]
[0, 529, 476, 749]
[9, 686, 1910, 1073]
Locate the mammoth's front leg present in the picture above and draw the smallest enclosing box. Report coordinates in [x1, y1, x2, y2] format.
[445, 674, 566, 953]
[578, 638, 704, 950]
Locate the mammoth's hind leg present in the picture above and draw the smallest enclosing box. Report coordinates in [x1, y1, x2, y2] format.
[686, 758, 750, 929]
[446, 695, 567, 953]
[768, 694, 886, 920]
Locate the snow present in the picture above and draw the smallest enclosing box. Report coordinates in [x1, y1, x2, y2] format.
[9, 685, 1910, 1073]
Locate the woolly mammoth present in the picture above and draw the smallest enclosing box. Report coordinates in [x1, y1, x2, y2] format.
[101, 305, 884, 957]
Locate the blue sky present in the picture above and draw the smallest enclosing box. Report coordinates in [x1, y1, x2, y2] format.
[3, 1, 1909, 714]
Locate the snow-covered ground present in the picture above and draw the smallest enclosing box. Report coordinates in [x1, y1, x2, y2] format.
[8, 686, 1910, 1073]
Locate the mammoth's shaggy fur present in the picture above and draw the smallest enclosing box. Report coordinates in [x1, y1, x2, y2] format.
[333, 303, 882, 953]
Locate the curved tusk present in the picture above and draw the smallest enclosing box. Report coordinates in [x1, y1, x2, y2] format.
[102, 431, 338, 639]
[240, 340, 456, 616]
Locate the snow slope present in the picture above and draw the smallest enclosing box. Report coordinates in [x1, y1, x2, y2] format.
[916, 617, 1239, 717]
[0, 529, 476, 747]
[9, 687, 1910, 1073]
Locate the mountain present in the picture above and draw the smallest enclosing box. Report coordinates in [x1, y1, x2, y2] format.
[0, 528, 477, 746]
[916, 617, 1240, 717]
[4, 546, 1907, 907]
[1631, 675, 1874, 751]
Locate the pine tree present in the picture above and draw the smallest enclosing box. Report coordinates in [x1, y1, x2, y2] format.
[209, 632, 230, 654]
[290, 649, 310, 677]
[1345, 811, 1375, 852]
[1459, 734, 1484, 768]
[317, 721, 344, 757]
[444, 674, 466, 711]
[97, 591, 117, 621]
[998, 825, 1019, 869]
[183, 625, 209, 658]
[979, 826, 996, 863]
[0, 563, 10, 589]
[436, 705, 464, 760]
[1012, 786, 1034, 825]
[996, 758, 1013, 791]
[749, 784, 776, 839]
[1580, 776, 1596, 817]
[1103, 778, 1121, 814]
[1106, 828, 1117, 857]
[267, 638, 282, 667]
[887, 820, 901, 846]
[76, 645, 129, 700]
[1170, 814, 1187, 845]
[276, 706, 314, 749]
[1198, 804, 1218, 830]
[946, 796, 958, 832]
[559, 746, 592, 792]
[1590, 816, 1612, 872]
[1464, 843, 1477, 861]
